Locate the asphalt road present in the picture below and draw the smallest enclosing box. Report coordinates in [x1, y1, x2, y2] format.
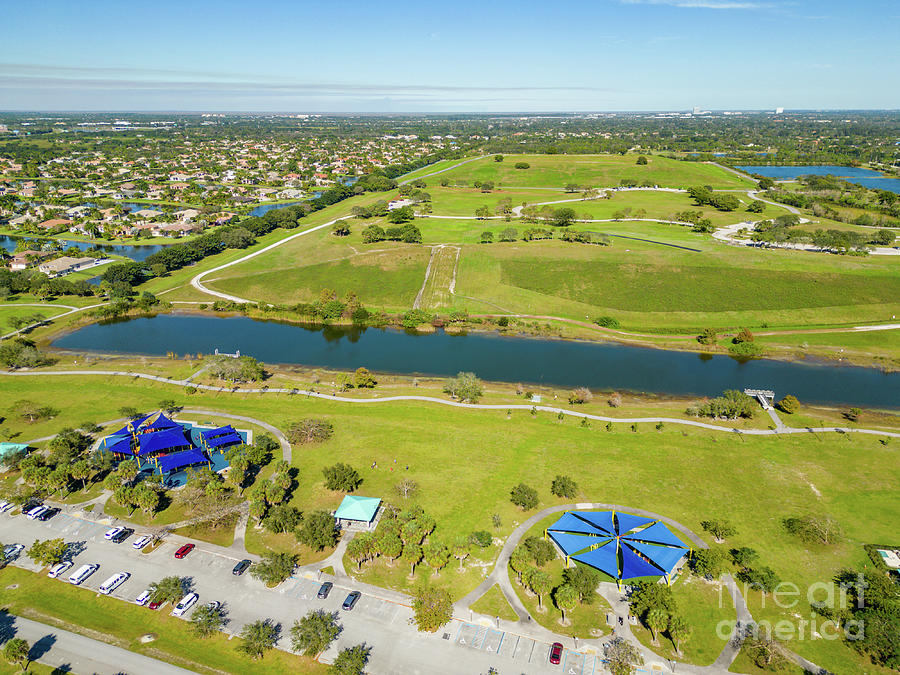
[0, 509, 598, 675]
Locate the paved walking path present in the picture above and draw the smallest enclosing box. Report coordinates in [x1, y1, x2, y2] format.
[1, 613, 196, 674]
[1, 301, 108, 339]
[7, 370, 899, 440]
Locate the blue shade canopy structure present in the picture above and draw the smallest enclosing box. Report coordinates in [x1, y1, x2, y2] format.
[137, 428, 191, 456]
[157, 449, 209, 473]
[546, 510, 689, 584]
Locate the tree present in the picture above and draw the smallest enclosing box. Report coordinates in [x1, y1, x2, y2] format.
[776, 395, 800, 414]
[730, 546, 759, 568]
[744, 634, 790, 671]
[567, 387, 593, 405]
[636, 155, 648, 165]
[443, 372, 483, 403]
[250, 551, 297, 586]
[509, 545, 531, 584]
[378, 533, 403, 565]
[697, 327, 718, 345]
[149, 576, 185, 605]
[528, 569, 553, 609]
[451, 537, 470, 571]
[288, 418, 334, 444]
[480, 230, 494, 242]
[782, 514, 841, 545]
[509, 483, 538, 510]
[133, 482, 161, 515]
[191, 603, 227, 638]
[668, 614, 692, 656]
[646, 607, 669, 646]
[70, 459, 94, 491]
[523, 537, 556, 566]
[353, 367, 376, 388]
[296, 510, 338, 551]
[555, 584, 578, 623]
[475, 205, 491, 220]
[629, 580, 676, 617]
[291, 609, 342, 656]
[550, 475, 578, 498]
[205, 354, 265, 383]
[238, 619, 279, 659]
[494, 154, 504, 162]
[700, 519, 736, 542]
[606, 637, 644, 675]
[403, 542, 423, 576]
[736, 566, 780, 595]
[330, 644, 371, 675]
[733, 327, 754, 344]
[322, 463, 362, 492]
[394, 478, 418, 500]
[412, 585, 453, 631]
[262, 504, 302, 534]
[347, 536, 372, 571]
[561, 566, 600, 605]
[10, 399, 56, 423]
[690, 547, 728, 579]
[27, 538, 67, 567]
[2, 638, 29, 673]
[423, 541, 450, 577]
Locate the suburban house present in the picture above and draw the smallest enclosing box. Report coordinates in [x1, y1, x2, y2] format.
[37, 218, 74, 230]
[38, 256, 100, 278]
[9, 250, 53, 271]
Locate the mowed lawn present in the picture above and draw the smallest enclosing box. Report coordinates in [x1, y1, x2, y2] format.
[455, 237, 900, 330]
[210, 247, 430, 307]
[2, 375, 897, 673]
[437, 154, 755, 190]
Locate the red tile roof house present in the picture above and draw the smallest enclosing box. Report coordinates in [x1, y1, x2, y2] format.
[37, 218, 74, 231]
[9, 250, 53, 271]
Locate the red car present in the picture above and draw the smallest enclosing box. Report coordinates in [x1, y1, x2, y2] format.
[549, 642, 564, 665]
[148, 600, 162, 610]
[174, 543, 195, 559]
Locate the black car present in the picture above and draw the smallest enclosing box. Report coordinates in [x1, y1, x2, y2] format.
[342, 591, 361, 610]
[232, 559, 251, 576]
[110, 527, 134, 543]
[317, 581, 333, 599]
[36, 507, 59, 522]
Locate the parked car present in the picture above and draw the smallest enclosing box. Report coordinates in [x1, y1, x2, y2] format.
[3, 544, 24, 561]
[174, 543, 195, 559]
[232, 559, 251, 576]
[204, 601, 221, 612]
[132, 534, 153, 550]
[99, 572, 130, 595]
[48, 561, 73, 579]
[148, 599, 162, 610]
[172, 592, 199, 617]
[68, 563, 99, 586]
[25, 505, 49, 520]
[317, 581, 333, 599]
[342, 591, 361, 611]
[549, 642, 564, 665]
[135, 589, 152, 606]
[36, 507, 59, 522]
[0, 501, 15, 513]
[110, 527, 134, 544]
[104, 526, 125, 540]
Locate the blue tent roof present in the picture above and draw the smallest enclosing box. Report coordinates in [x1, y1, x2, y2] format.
[158, 449, 209, 473]
[200, 425, 237, 440]
[206, 432, 243, 449]
[625, 540, 688, 576]
[616, 512, 655, 534]
[625, 521, 687, 548]
[548, 511, 604, 536]
[137, 428, 190, 456]
[572, 545, 620, 579]
[548, 531, 609, 557]
[621, 544, 669, 579]
[140, 412, 180, 432]
[574, 511, 617, 535]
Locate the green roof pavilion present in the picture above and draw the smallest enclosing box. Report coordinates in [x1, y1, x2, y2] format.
[0, 443, 30, 462]
[334, 495, 382, 524]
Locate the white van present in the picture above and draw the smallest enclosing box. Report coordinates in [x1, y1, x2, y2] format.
[68, 563, 99, 585]
[98, 572, 130, 595]
[172, 592, 198, 617]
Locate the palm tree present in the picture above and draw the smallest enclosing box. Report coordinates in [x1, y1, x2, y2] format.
[646, 608, 669, 646]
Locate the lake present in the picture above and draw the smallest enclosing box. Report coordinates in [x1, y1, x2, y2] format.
[52, 314, 899, 408]
[0, 234, 164, 262]
[736, 165, 900, 194]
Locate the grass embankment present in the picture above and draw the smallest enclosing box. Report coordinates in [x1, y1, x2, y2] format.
[2, 373, 897, 673]
[0, 567, 324, 675]
[469, 584, 519, 622]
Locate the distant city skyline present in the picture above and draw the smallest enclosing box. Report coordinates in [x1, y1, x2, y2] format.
[2, 0, 898, 112]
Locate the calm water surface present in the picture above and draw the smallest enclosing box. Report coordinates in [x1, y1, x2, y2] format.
[737, 165, 900, 194]
[52, 314, 899, 408]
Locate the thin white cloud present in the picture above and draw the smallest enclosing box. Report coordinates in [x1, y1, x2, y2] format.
[621, 0, 771, 8]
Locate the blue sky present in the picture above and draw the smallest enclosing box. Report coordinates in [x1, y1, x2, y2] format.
[2, 0, 898, 112]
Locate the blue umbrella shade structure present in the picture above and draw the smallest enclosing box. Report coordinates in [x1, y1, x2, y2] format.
[546, 510, 689, 585]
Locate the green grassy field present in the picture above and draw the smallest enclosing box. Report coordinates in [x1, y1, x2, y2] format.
[469, 584, 519, 621]
[436, 154, 755, 190]
[0, 372, 897, 672]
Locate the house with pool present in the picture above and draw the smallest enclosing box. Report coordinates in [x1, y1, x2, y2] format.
[97, 411, 250, 486]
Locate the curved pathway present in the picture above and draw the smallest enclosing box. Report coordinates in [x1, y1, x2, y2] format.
[6, 370, 899, 440]
[189, 216, 353, 303]
[1, 302, 108, 340]
[397, 155, 487, 185]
